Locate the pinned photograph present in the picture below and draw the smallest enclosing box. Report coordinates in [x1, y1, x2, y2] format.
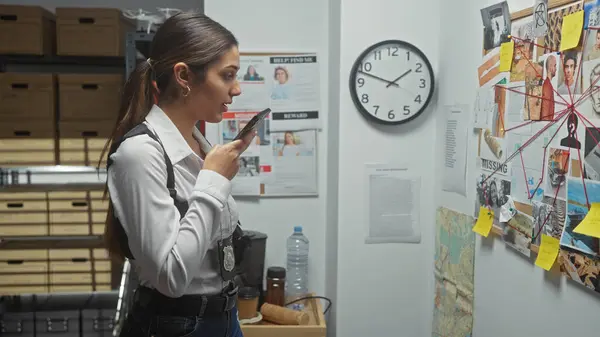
[510, 20, 535, 82]
[533, 0, 548, 37]
[557, 51, 582, 95]
[580, 58, 600, 121]
[523, 60, 544, 120]
[544, 147, 570, 200]
[540, 52, 559, 120]
[583, 126, 600, 181]
[474, 173, 511, 227]
[481, 1, 512, 51]
[561, 177, 600, 256]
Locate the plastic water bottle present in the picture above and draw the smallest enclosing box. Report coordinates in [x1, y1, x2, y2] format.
[286, 226, 309, 310]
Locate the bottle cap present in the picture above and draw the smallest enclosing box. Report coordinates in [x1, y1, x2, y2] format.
[267, 266, 286, 279]
[294, 226, 302, 233]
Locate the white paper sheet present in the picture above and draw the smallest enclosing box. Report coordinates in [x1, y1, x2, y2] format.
[442, 104, 469, 196]
[364, 163, 421, 244]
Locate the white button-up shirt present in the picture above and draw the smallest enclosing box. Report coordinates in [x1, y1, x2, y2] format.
[107, 105, 238, 297]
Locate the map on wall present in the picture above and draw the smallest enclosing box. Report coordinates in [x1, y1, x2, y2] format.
[433, 207, 475, 337]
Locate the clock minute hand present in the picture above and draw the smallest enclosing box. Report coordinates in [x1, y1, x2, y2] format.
[386, 69, 412, 88]
[357, 70, 399, 87]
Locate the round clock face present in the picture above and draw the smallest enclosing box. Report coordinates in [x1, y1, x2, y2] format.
[349, 40, 435, 125]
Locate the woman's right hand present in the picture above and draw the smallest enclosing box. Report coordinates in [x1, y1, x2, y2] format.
[202, 131, 255, 180]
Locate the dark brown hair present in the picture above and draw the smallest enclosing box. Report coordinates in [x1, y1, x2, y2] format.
[100, 12, 238, 261]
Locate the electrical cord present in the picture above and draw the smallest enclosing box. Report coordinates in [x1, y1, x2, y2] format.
[284, 295, 332, 315]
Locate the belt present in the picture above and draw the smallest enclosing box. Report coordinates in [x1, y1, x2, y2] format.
[134, 284, 238, 317]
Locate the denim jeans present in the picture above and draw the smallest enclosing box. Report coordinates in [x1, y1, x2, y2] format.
[120, 301, 244, 337]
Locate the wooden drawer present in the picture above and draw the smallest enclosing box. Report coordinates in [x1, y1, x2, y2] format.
[1, 249, 48, 260]
[0, 260, 47, 273]
[59, 120, 115, 138]
[49, 248, 90, 260]
[50, 271, 92, 284]
[0, 138, 56, 166]
[0, 5, 55, 55]
[0, 121, 56, 139]
[0, 271, 47, 285]
[0, 212, 47, 224]
[0, 224, 48, 236]
[59, 137, 109, 166]
[93, 248, 109, 260]
[0, 199, 47, 212]
[50, 260, 91, 272]
[0, 73, 56, 120]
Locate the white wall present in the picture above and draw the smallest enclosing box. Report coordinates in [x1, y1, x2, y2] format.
[436, 1, 600, 337]
[334, 0, 440, 336]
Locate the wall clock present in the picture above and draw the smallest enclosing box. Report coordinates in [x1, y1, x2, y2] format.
[349, 40, 435, 125]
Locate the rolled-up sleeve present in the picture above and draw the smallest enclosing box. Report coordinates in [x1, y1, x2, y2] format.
[107, 135, 231, 298]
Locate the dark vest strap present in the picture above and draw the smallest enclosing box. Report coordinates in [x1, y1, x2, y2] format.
[107, 123, 186, 260]
[106, 123, 247, 269]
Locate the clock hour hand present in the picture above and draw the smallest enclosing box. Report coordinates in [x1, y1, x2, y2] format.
[386, 69, 412, 88]
[357, 70, 399, 87]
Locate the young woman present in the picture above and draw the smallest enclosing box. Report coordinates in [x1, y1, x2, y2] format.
[102, 12, 254, 337]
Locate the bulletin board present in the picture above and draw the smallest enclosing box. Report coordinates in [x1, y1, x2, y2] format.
[221, 52, 321, 197]
[473, 0, 600, 295]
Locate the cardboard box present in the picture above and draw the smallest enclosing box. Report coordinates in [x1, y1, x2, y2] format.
[0, 4, 55, 55]
[241, 296, 327, 337]
[58, 73, 122, 121]
[0, 73, 56, 121]
[56, 7, 135, 57]
[0, 121, 56, 138]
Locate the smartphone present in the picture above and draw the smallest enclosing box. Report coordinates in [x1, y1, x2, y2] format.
[233, 108, 271, 141]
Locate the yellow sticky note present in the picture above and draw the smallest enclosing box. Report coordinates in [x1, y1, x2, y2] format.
[560, 10, 584, 51]
[499, 41, 514, 72]
[535, 234, 560, 271]
[473, 207, 493, 237]
[573, 203, 600, 238]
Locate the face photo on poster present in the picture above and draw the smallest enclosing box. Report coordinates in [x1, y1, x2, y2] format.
[580, 58, 600, 121]
[271, 130, 315, 157]
[481, 1, 511, 51]
[238, 156, 260, 177]
[544, 147, 570, 201]
[561, 177, 600, 256]
[510, 20, 535, 82]
[583, 29, 600, 62]
[540, 52, 559, 120]
[474, 172, 511, 226]
[268, 55, 320, 131]
[230, 56, 271, 111]
[583, 126, 600, 181]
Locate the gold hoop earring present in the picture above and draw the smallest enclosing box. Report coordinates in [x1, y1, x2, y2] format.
[183, 85, 191, 97]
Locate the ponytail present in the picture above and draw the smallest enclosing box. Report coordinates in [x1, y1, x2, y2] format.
[100, 60, 155, 262]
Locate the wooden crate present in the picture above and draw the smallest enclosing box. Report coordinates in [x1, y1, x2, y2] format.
[0, 249, 49, 295]
[0, 73, 56, 121]
[0, 192, 48, 236]
[241, 295, 327, 337]
[0, 138, 56, 167]
[59, 137, 109, 167]
[55, 7, 135, 57]
[0, 4, 55, 55]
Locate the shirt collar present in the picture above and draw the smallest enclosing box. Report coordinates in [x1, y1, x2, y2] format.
[145, 105, 210, 164]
